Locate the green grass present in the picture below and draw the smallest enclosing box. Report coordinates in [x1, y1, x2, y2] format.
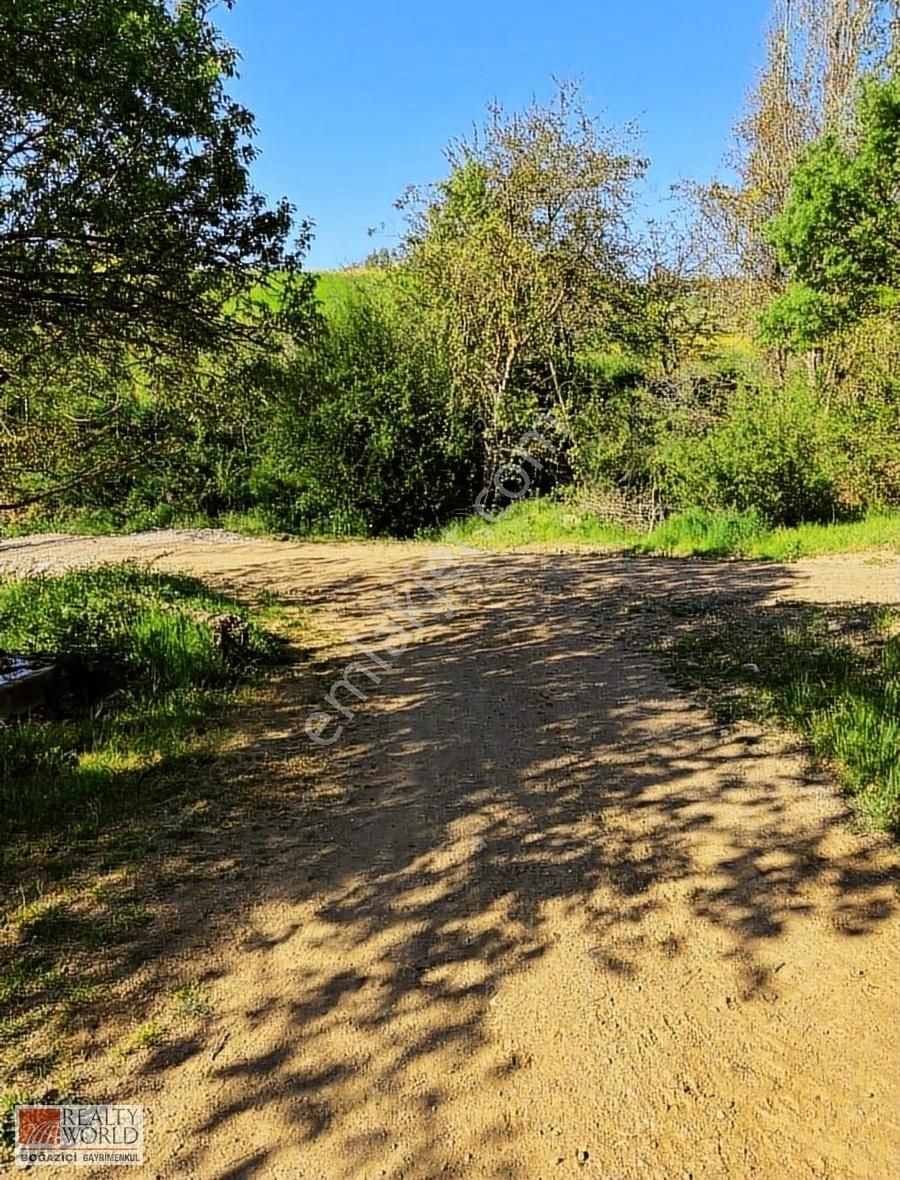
[313, 267, 386, 314]
[0, 564, 278, 840]
[741, 514, 900, 559]
[638, 507, 900, 558]
[438, 497, 636, 549]
[0, 566, 295, 1138]
[0, 504, 217, 537]
[439, 498, 900, 559]
[0, 503, 371, 540]
[660, 602, 900, 835]
[6, 488, 900, 560]
[638, 507, 769, 556]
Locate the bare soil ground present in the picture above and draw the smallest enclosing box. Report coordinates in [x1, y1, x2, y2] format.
[3, 533, 899, 1179]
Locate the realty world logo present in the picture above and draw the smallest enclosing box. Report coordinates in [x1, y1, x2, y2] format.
[15, 1105, 144, 1167]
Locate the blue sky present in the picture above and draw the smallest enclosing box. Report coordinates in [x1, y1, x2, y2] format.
[218, 0, 772, 270]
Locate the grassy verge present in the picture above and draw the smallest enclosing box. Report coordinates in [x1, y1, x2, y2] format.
[657, 599, 899, 835]
[438, 499, 900, 559]
[5, 496, 900, 560]
[0, 565, 284, 1123]
[0, 505, 368, 540]
[438, 498, 636, 549]
[0, 564, 278, 840]
[0, 505, 216, 537]
[638, 508, 900, 559]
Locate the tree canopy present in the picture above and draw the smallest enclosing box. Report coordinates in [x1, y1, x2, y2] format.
[0, 4, 897, 537]
[0, 0, 311, 364]
[399, 83, 644, 479]
[690, 0, 895, 308]
[0, 0, 314, 510]
[762, 76, 900, 348]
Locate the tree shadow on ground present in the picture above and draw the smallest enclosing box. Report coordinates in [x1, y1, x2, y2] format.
[4, 546, 896, 1177]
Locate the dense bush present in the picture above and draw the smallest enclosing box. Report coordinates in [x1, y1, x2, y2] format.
[6, 313, 898, 539]
[0, 281, 484, 538]
[3, 251, 898, 542]
[248, 290, 481, 536]
[655, 378, 850, 525]
[568, 353, 658, 492]
[567, 360, 899, 528]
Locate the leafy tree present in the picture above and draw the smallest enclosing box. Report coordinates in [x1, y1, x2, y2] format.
[0, 0, 313, 510]
[762, 76, 900, 348]
[691, 0, 894, 304]
[399, 83, 644, 484]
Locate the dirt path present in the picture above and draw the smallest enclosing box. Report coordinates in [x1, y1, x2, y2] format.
[5, 534, 899, 1178]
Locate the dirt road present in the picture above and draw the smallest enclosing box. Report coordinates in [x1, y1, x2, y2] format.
[5, 534, 899, 1178]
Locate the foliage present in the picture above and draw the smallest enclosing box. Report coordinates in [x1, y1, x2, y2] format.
[618, 220, 724, 375]
[0, 0, 310, 356]
[565, 344, 896, 529]
[400, 82, 644, 482]
[762, 77, 900, 348]
[690, 0, 893, 299]
[0, 0, 315, 511]
[2, 29, 897, 544]
[654, 377, 858, 524]
[248, 283, 480, 536]
[567, 346, 748, 498]
[828, 312, 900, 500]
[569, 376, 663, 494]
